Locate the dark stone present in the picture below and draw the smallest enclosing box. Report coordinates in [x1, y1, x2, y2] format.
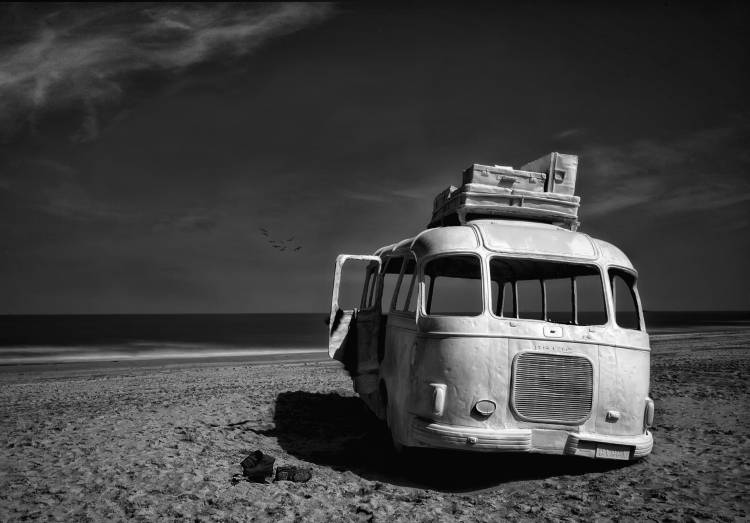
[274, 465, 313, 483]
[241, 450, 275, 482]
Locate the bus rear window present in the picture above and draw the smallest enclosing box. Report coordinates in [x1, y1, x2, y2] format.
[424, 255, 483, 316]
[490, 258, 607, 326]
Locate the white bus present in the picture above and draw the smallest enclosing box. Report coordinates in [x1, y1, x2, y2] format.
[328, 218, 654, 461]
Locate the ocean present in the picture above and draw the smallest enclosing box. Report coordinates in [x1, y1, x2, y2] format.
[0, 314, 328, 365]
[0, 311, 748, 365]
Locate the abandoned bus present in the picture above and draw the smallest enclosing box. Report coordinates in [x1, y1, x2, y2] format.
[328, 155, 654, 461]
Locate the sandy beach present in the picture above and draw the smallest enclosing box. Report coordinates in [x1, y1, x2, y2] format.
[1, 328, 748, 521]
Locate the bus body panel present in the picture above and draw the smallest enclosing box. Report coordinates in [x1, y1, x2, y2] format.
[380, 312, 418, 443]
[595, 345, 651, 436]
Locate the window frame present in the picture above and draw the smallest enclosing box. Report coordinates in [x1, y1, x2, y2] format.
[607, 266, 643, 331]
[394, 254, 418, 315]
[378, 255, 405, 313]
[420, 252, 485, 318]
[487, 255, 609, 327]
[360, 263, 379, 310]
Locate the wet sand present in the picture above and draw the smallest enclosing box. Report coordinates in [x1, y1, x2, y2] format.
[1, 329, 748, 521]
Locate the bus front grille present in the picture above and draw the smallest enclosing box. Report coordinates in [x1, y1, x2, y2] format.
[511, 352, 593, 424]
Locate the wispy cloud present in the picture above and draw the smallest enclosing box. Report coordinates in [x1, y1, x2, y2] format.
[0, 3, 333, 142]
[554, 127, 585, 140]
[0, 157, 226, 230]
[339, 182, 446, 204]
[153, 210, 221, 233]
[338, 189, 392, 203]
[0, 158, 134, 221]
[581, 122, 750, 219]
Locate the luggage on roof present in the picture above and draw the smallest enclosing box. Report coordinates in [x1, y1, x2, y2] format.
[520, 152, 578, 195]
[462, 164, 547, 193]
[429, 152, 581, 230]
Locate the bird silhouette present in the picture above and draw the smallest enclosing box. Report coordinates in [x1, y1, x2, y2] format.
[258, 227, 302, 253]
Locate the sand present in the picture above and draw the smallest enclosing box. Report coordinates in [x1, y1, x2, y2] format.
[1, 329, 748, 521]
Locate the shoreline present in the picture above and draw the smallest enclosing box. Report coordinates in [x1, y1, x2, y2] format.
[0, 350, 331, 378]
[0, 347, 327, 364]
[1, 324, 749, 371]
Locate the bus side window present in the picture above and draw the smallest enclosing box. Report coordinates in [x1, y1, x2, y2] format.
[397, 257, 417, 312]
[609, 269, 641, 330]
[381, 257, 404, 312]
[424, 255, 483, 316]
[362, 265, 378, 309]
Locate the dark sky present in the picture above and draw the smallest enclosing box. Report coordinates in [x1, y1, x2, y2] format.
[1, 2, 748, 313]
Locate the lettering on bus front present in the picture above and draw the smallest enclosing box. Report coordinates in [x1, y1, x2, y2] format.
[531, 343, 573, 353]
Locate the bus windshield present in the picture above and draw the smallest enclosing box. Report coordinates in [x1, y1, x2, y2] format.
[489, 257, 608, 326]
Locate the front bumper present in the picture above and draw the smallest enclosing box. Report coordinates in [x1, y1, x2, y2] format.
[410, 418, 653, 460]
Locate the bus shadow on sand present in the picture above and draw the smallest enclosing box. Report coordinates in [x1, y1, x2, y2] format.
[267, 390, 632, 492]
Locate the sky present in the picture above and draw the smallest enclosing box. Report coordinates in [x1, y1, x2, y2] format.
[0, 2, 748, 314]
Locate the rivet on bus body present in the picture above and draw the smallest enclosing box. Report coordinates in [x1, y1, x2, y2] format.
[430, 383, 447, 417]
[467, 436, 478, 445]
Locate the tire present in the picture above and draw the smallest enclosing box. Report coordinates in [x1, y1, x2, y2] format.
[383, 387, 408, 455]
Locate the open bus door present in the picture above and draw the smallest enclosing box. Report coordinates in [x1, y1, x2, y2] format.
[329, 255, 383, 399]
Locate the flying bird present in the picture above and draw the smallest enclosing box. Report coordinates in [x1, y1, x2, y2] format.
[258, 227, 302, 253]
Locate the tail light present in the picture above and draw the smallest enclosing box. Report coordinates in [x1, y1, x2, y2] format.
[644, 397, 655, 429]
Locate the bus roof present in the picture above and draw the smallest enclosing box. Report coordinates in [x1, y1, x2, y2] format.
[374, 219, 635, 271]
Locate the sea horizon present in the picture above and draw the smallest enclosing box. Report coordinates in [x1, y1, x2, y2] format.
[1, 311, 748, 365]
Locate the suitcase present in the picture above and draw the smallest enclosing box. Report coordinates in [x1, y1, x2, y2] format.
[462, 164, 547, 193]
[430, 183, 580, 230]
[519, 152, 578, 195]
[433, 185, 458, 211]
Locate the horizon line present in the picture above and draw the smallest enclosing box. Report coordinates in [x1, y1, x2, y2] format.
[1, 310, 749, 317]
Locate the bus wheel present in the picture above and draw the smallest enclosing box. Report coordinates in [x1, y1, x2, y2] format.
[386, 410, 406, 454]
[390, 431, 405, 454]
[384, 399, 408, 454]
[376, 381, 388, 421]
[380, 383, 401, 453]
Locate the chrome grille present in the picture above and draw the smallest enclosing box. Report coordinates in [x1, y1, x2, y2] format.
[512, 352, 593, 424]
